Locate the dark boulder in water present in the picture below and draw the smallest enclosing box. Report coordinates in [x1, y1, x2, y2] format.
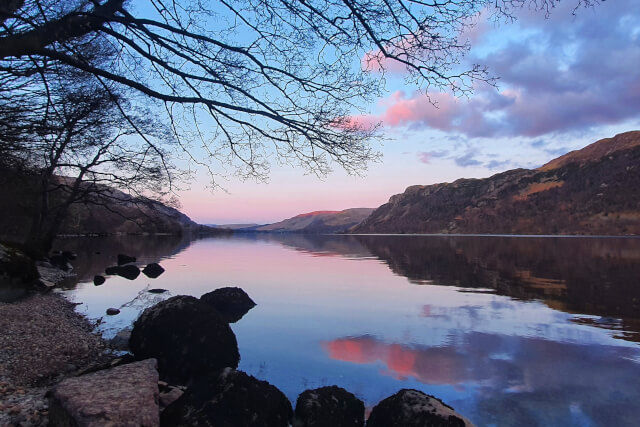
[142, 263, 165, 279]
[106, 308, 120, 316]
[93, 275, 106, 286]
[200, 286, 256, 323]
[148, 288, 168, 294]
[367, 389, 473, 427]
[161, 368, 292, 427]
[105, 265, 140, 280]
[117, 253, 136, 265]
[130, 295, 239, 384]
[294, 385, 364, 427]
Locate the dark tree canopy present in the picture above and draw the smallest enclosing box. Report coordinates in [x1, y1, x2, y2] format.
[0, 0, 602, 182]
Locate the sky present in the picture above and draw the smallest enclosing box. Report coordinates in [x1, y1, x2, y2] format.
[177, 0, 640, 225]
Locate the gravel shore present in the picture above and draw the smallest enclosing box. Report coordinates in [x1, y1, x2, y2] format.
[0, 292, 112, 427]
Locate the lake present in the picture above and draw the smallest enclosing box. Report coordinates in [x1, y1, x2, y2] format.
[56, 233, 640, 426]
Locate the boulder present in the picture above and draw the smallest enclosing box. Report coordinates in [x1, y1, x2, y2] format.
[161, 368, 292, 427]
[200, 286, 256, 323]
[148, 288, 168, 294]
[109, 328, 132, 351]
[117, 253, 137, 265]
[106, 308, 120, 316]
[143, 263, 165, 279]
[105, 265, 140, 280]
[130, 295, 239, 384]
[117, 265, 140, 280]
[48, 358, 159, 427]
[294, 386, 364, 427]
[93, 275, 106, 286]
[366, 389, 474, 427]
[0, 243, 39, 302]
[48, 254, 72, 271]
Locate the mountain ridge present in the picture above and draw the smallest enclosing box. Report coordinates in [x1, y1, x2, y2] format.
[255, 208, 374, 233]
[352, 131, 640, 235]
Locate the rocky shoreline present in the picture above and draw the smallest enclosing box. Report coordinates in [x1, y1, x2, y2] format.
[0, 293, 114, 426]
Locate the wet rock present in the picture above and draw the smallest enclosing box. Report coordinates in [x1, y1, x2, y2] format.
[161, 368, 292, 427]
[109, 328, 132, 351]
[294, 385, 364, 427]
[117, 253, 137, 265]
[116, 265, 140, 280]
[148, 288, 168, 294]
[367, 389, 474, 427]
[93, 275, 106, 286]
[143, 263, 165, 278]
[105, 265, 140, 280]
[130, 295, 239, 384]
[48, 358, 159, 427]
[105, 266, 119, 275]
[200, 286, 257, 323]
[106, 308, 120, 316]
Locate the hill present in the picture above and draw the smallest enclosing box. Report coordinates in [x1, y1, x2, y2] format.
[0, 171, 223, 243]
[352, 131, 640, 235]
[256, 208, 375, 233]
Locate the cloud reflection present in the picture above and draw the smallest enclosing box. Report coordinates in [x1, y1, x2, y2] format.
[324, 333, 640, 425]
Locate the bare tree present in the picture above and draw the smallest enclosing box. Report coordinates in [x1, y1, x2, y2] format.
[1, 65, 182, 254]
[0, 0, 602, 182]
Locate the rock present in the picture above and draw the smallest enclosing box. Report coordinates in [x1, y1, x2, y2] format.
[142, 263, 165, 279]
[105, 265, 140, 280]
[105, 266, 119, 275]
[48, 358, 160, 427]
[148, 288, 168, 294]
[109, 328, 132, 351]
[61, 250, 77, 261]
[161, 368, 292, 427]
[117, 265, 140, 280]
[366, 389, 474, 427]
[130, 295, 239, 384]
[37, 279, 56, 289]
[117, 253, 137, 265]
[48, 254, 72, 271]
[159, 387, 184, 408]
[93, 275, 106, 286]
[106, 308, 120, 316]
[294, 386, 364, 427]
[200, 286, 257, 323]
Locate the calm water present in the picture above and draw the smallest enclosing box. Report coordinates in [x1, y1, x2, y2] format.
[56, 234, 640, 426]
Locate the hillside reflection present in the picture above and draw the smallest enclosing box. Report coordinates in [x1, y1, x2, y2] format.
[254, 234, 640, 340]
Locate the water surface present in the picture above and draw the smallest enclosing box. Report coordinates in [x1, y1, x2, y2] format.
[57, 234, 640, 426]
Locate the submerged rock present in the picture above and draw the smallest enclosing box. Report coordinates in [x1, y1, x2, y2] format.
[117, 253, 137, 266]
[93, 275, 105, 286]
[130, 295, 239, 384]
[200, 286, 256, 323]
[366, 389, 474, 427]
[143, 263, 165, 278]
[294, 385, 364, 427]
[48, 358, 159, 427]
[161, 368, 292, 427]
